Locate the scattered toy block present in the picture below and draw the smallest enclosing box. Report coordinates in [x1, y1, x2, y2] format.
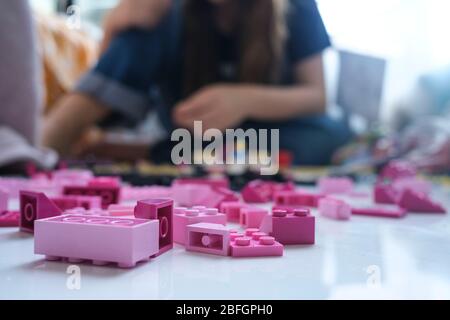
[220, 201, 246, 223]
[34, 214, 159, 268]
[374, 183, 398, 204]
[134, 198, 174, 256]
[318, 197, 351, 220]
[274, 190, 324, 208]
[120, 186, 171, 202]
[186, 223, 230, 256]
[380, 161, 416, 180]
[230, 231, 283, 258]
[318, 177, 354, 194]
[50, 195, 102, 211]
[173, 207, 226, 245]
[171, 183, 211, 207]
[392, 177, 432, 195]
[351, 205, 407, 218]
[0, 211, 20, 227]
[241, 180, 272, 203]
[398, 189, 446, 213]
[239, 207, 269, 229]
[63, 185, 120, 209]
[107, 204, 135, 216]
[19, 191, 63, 233]
[259, 209, 315, 245]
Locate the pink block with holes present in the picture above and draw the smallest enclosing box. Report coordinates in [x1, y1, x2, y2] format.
[318, 177, 354, 195]
[229, 229, 283, 257]
[220, 201, 246, 223]
[186, 223, 230, 256]
[20, 191, 62, 233]
[173, 177, 230, 189]
[318, 197, 351, 220]
[259, 209, 315, 245]
[374, 183, 398, 204]
[352, 205, 407, 218]
[108, 204, 135, 216]
[173, 207, 227, 244]
[134, 198, 174, 256]
[34, 214, 159, 268]
[239, 207, 269, 229]
[0, 211, 20, 227]
[398, 189, 446, 213]
[274, 190, 325, 208]
[63, 185, 120, 209]
[50, 195, 102, 211]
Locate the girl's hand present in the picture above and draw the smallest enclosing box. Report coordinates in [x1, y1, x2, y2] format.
[101, 0, 172, 52]
[173, 85, 253, 131]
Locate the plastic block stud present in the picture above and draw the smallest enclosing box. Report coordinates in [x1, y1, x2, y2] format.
[0, 211, 20, 227]
[186, 223, 230, 256]
[398, 189, 446, 213]
[173, 207, 227, 245]
[318, 197, 351, 220]
[34, 214, 159, 268]
[63, 185, 120, 209]
[230, 230, 283, 258]
[239, 207, 269, 229]
[134, 198, 174, 256]
[259, 209, 315, 245]
[20, 191, 63, 233]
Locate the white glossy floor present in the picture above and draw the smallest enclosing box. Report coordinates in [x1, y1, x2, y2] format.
[1, 186, 449, 300]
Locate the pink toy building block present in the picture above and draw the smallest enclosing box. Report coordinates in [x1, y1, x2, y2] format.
[351, 205, 407, 218]
[398, 189, 446, 213]
[88, 176, 121, 187]
[50, 195, 102, 211]
[173, 177, 230, 189]
[63, 207, 110, 216]
[229, 230, 283, 257]
[0, 188, 7, 213]
[259, 209, 315, 245]
[173, 207, 227, 244]
[380, 160, 416, 180]
[374, 183, 399, 204]
[274, 190, 325, 208]
[63, 184, 120, 209]
[318, 197, 351, 220]
[392, 177, 432, 195]
[240, 207, 269, 229]
[0, 211, 20, 227]
[318, 177, 354, 195]
[171, 183, 211, 207]
[108, 204, 135, 216]
[220, 201, 246, 223]
[186, 223, 230, 256]
[241, 180, 295, 203]
[34, 214, 159, 268]
[134, 198, 174, 256]
[120, 186, 171, 202]
[20, 191, 62, 233]
[204, 187, 240, 209]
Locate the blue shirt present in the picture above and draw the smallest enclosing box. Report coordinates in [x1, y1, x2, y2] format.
[76, 0, 332, 130]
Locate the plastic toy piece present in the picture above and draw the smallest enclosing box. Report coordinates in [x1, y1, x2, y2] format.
[19, 191, 63, 233]
[380, 160, 416, 180]
[318, 197, 351, 220]
[0, 188, 7, 213]
[230, 231, 283, 258]
[274, 190, 325, 208]
[186, 223, 230, 256]
[318, 177, 354, 195]
[134, 199, 174, 256]
[63, 185, 120, 209]
[241, 180, 295, 203]
[392, 177, 432, 195]
[173, 177, 230, 189]
[50, 195, 102, 211]
[171, 183, 211, 207]
[34, 214, 159, 268]
[120, 186, 171, 202]
[204, 187, 240, 209]
[173, 207, 226, 245]
[374, 183, 398, 204]
[107, 204, 135, 216]
[352, 205, 407, 218]
[88, 176, 121, 187]
[398, 189, 446, 213]
[0, 211, 20, 227]
[259, 209, 315, 245]
[239, 207, 269, 229]
[220, 201, 246, 223]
